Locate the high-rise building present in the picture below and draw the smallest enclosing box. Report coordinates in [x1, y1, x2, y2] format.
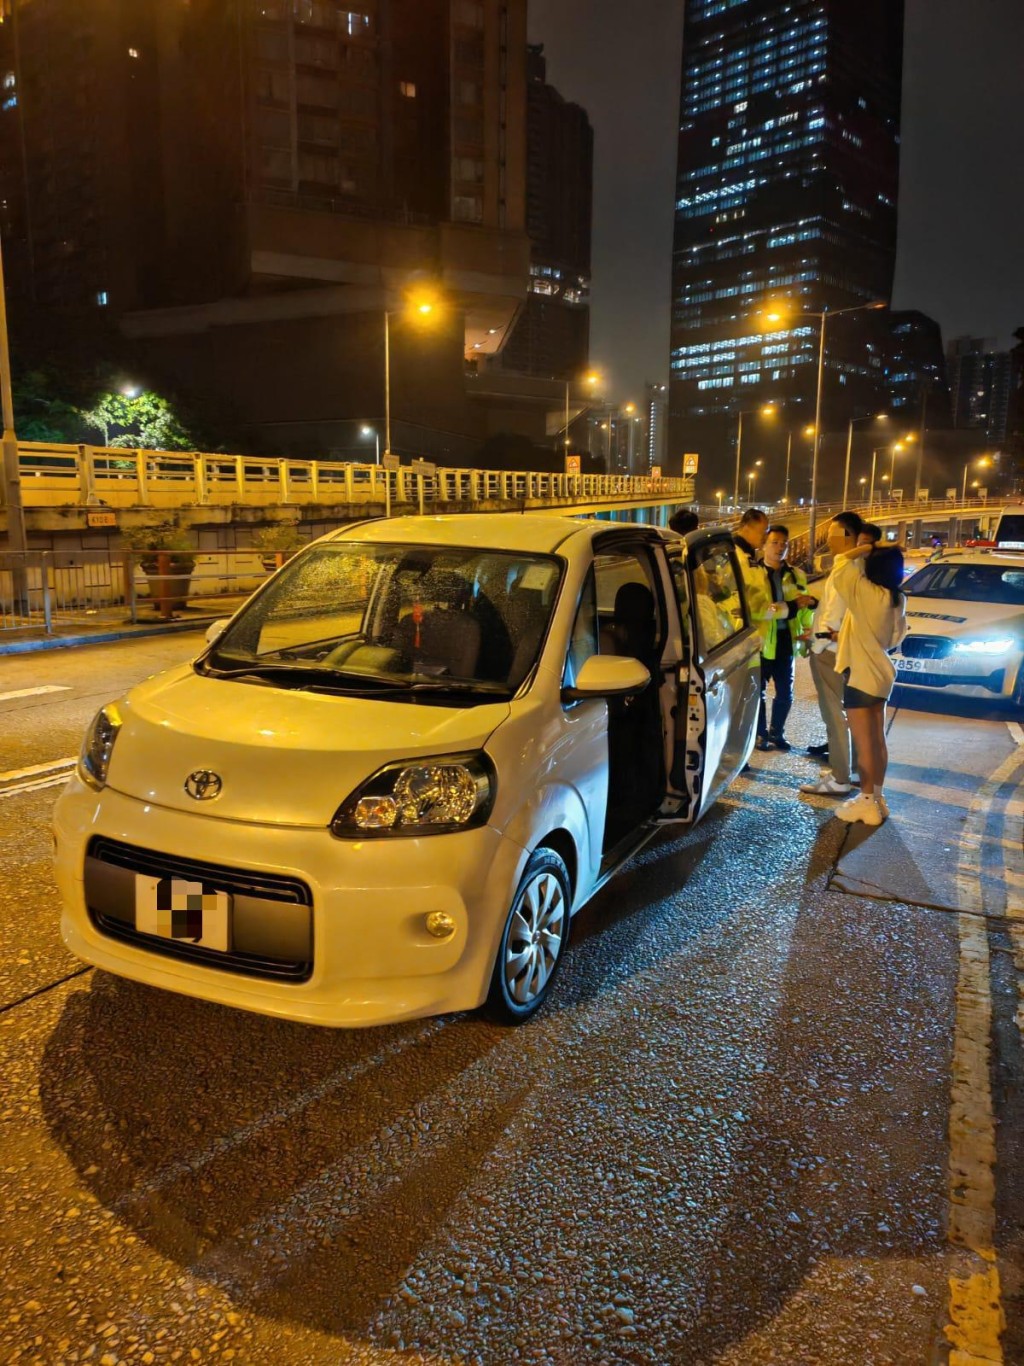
[0, 0, 531, 458]
[668, 0, 905, 476]
[645, 381, 668, 472]
[497, 44, 593, 381]
[947, 336, 1018, 445]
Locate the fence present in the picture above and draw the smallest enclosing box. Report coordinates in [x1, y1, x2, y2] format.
[16, 443, 692, 511]
[0, 549, 278, 635]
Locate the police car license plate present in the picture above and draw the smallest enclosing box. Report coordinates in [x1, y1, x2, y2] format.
[134, 875, 231, 952]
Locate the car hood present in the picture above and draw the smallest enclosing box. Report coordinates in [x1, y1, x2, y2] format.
[905, 598, 1024, 637]
[105, 666, 510, 827]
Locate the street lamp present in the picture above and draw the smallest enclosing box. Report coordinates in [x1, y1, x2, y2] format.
[746, 468, 757, 501]
[0, 225, 26, 563]
[360, 425, 380, 464]
[716, 489, 724, 514]
[733, 403, 776, 505]
[888, 440, 905, 489]
[783, 423, 815, 505]
[384, 286, 443, 460]
[962, 455, 992, 502]
[842, 412, 888, 507]
[762, 298, 886, 564]
[563, 371, 601, 456]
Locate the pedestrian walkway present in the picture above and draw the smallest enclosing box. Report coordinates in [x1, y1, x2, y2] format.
[0, 597, 248, 655]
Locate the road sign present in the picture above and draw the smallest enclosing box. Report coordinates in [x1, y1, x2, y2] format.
[650, 465, 662, 480]
[891, 489, 903, 502]
[382, 453, 401, 471]
[946, 487, 958, 501]
[564, 455, 581, 477]
[916, 488, 929, 502]
[683, 452, 699, 476]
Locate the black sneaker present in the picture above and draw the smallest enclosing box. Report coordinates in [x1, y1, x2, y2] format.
[806, 742, 829, 757]
[755, 736, 775, 752]
[768, 735, 792, 752]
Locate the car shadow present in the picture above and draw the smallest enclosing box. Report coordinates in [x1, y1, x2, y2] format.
[39, 976, 517, 1337]
[891, 685, 1017, 723]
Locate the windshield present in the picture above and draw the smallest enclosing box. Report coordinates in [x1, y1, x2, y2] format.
[996, 514, 1024, 550]
[204, 542, 563, 695]
[904, 562, 1024, 606]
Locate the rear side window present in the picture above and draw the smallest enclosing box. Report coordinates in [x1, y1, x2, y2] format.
[690, 543, 744, 657]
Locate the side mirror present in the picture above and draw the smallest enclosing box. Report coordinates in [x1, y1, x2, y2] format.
[561, 654, 651, 703]
[205, 619, 231, 645]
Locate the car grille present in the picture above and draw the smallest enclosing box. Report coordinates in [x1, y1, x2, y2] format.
[901, 635, 953, 660]
[895, 665, 1005, 693]
[86, 837, 313, 983]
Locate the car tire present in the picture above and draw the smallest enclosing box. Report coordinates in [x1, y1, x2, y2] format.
[483, 847, 571, 1026]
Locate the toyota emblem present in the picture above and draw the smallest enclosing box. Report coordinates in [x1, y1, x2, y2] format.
[185, 770, 223, 801]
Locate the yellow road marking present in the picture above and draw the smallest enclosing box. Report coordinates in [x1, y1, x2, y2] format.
[945, 745, 1024, 1362]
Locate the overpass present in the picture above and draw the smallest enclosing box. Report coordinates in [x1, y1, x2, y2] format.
[6, 442, 695, 543]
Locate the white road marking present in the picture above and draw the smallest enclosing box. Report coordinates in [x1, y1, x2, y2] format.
[0, 756, 77, 783]
[0, 684, 71, 703]
[1007, 721, 1024, 746]
[0, 756, 77, 801]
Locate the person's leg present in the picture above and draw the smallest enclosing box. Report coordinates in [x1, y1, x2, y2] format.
[769, 651, 794, 741]
[876, 705, 889, 789]
[846, 706, 877, 795]
[810, 651, 851, 785]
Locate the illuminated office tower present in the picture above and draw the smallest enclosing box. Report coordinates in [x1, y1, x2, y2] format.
[668, 0, 905, 475]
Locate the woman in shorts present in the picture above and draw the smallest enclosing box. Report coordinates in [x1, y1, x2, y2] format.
[830, 544, 906, 826]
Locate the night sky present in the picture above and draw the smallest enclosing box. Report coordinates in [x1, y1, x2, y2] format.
[528, 0, 1024, 403]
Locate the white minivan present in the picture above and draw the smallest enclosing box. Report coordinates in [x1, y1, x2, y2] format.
[54, 515, 760, 1026]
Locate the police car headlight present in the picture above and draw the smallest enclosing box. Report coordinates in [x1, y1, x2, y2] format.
[952, 636, 1016, 655]
[79, 703, 123, 791]
[331, 753, 495, 838]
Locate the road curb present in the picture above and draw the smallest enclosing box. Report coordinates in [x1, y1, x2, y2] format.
[0, 619, 217, 656]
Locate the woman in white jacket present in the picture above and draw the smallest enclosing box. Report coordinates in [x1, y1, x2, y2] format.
[830, 544, 906, 826]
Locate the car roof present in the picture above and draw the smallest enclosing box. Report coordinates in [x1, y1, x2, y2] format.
[921, 549, 1024, 568]
[320, 513, 660, 556]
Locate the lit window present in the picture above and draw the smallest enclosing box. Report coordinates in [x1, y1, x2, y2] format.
[128, 47, 140, 59]
[96, 291, 109, 307]
[399, 81, 416, 98]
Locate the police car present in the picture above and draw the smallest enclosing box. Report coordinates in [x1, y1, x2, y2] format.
[892, 549, 1024, 707]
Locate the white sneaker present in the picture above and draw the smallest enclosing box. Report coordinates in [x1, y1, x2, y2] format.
[876, 793, 890, 818]
[835, 793, 885, 826]
[799, 777, 852, 796]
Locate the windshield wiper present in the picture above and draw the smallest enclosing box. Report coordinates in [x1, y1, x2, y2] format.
[375, 680, 514, 699]
[198, 661, 394, 691]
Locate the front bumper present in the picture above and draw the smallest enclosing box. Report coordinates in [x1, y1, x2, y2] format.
[53, 777, 529, 1027]
[892, 651, 1021, 701]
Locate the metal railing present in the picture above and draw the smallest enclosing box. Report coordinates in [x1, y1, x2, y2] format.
[15, 443, 692, 511]
[0, 549, 279, 635]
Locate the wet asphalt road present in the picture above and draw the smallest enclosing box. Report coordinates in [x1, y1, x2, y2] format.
[1, 634, 1023, 1365]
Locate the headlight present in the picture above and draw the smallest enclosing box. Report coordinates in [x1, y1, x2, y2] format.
[952, 637, 1017, 655]
[331, 752, 495, 838]
[79, 703, 123, 791]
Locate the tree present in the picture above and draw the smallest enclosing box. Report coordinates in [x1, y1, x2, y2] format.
[80, 389, 195, 450]
[12, 369, 83, 443]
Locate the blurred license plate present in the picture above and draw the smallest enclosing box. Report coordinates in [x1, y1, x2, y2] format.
[134, 874, 231, 952]
[896, 658, 931, 673]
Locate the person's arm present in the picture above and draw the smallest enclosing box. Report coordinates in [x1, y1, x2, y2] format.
[832, 549, 887, 615]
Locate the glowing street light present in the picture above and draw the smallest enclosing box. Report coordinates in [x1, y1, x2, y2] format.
[384, 285, 444, 473]
[842, 412, 888, 507]
[563, 371, 602, 453]
[716, 489, 724, 513]
[962, 454, 992, 502]
[360, 424, 380, 464]
[760, 297, 887, 562]
[733, 402, 776, 505]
